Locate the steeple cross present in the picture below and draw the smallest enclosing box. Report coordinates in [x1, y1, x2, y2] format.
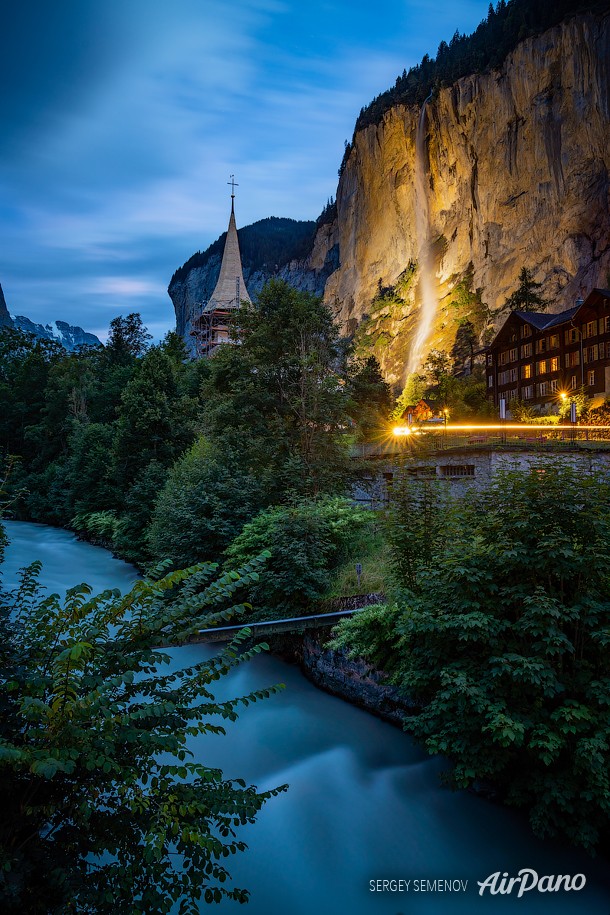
[228, 174, 238, 199]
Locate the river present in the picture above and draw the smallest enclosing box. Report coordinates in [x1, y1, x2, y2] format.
[3, 520, 610, 915]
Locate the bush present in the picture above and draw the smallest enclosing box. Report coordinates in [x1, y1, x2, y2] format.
[0, 549, 285, 912]
[333, 462, 610, 850]
[225, 497, 373, 620]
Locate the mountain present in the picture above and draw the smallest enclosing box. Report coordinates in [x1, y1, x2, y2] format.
[0, 283, 101, 351]
[0, 284, 12, 329]
[326, 8, 610, 383]
[168, 215, 339, 353]
[170, 5, 609, 385]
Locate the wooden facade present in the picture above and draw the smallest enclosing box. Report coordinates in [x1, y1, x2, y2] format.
[486, 289, 610, 410]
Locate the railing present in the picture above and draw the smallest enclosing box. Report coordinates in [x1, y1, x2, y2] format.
[352, 425, 610, 458]
[189, 606, 369, 644]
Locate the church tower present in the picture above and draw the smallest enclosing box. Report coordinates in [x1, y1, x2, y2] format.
[191, 177, 251, 357]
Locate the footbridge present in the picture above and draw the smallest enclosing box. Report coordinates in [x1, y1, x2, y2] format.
[189, 594, 383, 643]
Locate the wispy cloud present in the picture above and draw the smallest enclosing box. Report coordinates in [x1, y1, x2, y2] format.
[0, 0, 492, 339]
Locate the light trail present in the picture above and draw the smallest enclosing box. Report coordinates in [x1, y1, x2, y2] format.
[392, 424, 610, 435]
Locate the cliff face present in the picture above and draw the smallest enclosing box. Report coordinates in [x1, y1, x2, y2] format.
[170, 220, 339, 354]
[325, 12, 610, 384]
[0, 284, 11, 328]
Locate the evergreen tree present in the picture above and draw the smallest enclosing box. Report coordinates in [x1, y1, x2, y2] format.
[505, 267, 549, 312]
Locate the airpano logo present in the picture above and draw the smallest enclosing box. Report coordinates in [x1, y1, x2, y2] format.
[477, 869, 586, 898]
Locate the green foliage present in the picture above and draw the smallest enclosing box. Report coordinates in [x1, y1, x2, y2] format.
[393, 373, 428, 418]
[148, 439, 265, 568]
[355, 0, 601, 133]
[105, 313, 152, 364]
[334, 462, 610, 850]
[0, 552, 285, 912]
[201, 279, 353, 499]
[384, 476, 453, 591]
[225, 497, 373, 621]
[323, 527, 389, 599]
[504, 267, 549, 313]
[354, 263, 416, 362]
[346, 355, 393, 440]
[1, 313, 205, 564]
[329, 603, 401, 672]
[559, 386, 591, 421]
[72, 509, 121, 543]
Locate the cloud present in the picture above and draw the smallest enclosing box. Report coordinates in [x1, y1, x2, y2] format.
[0, 0, 493, 340]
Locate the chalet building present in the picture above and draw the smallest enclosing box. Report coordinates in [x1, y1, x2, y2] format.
[191, 181, 251, 358]
[486, 289, 610, 411]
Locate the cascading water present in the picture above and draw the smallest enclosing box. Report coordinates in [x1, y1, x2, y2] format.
[406, 94, 438, 376]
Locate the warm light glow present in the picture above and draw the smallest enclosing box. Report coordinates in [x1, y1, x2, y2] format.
[391, 423, 610, 434]
[560, 392, 567, 401]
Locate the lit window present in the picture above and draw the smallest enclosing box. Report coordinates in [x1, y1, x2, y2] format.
[588, 369, 596, 386]
[549, 357, 559, 372]
[521, 364, 532, 379]
[537, 359, 547, 375]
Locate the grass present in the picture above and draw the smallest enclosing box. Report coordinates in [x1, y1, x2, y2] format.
[323, 528, 391, 599]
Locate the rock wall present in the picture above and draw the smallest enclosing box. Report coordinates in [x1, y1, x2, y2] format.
[273, 629, 414, 727]
[325, 12, 610, 383]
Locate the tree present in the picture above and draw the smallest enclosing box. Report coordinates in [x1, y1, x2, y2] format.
[332, 462, 610, 850]
[392, 373, 428, 419]
[224, 496, 372, 622]
[504, 267, 549, 312]
[114, 347, 198, 489]
[201, 279, 352, 499]
[346, 355, 393, 440]
[424, 349, 452, 406]
[147, 438, 266, 568]
[0, 546, 285, 913]
[105, 314, 152, 364]
[451, 318, 478, 373]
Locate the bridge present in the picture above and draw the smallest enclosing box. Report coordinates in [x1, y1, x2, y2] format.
[189, 595, 384, 643]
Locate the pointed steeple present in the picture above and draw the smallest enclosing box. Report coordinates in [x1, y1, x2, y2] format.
[204, 177, 251, 314]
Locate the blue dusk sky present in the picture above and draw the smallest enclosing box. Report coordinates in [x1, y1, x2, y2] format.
[1, 0, 491, 341]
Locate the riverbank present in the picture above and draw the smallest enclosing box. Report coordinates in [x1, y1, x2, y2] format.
[269, 628, 414, 728]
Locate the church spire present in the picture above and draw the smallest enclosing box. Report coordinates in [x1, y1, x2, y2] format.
[204, 176, 251, 314]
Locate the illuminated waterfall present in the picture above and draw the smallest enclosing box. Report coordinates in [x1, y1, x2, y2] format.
[406, 96, 438, 376]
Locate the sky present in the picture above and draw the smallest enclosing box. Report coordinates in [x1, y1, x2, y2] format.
[1, 0, 492, 342]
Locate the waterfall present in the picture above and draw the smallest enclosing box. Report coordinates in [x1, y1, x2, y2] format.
[406, 95, 438, 376]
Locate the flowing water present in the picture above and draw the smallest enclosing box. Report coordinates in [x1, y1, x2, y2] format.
[407, 95, 438, 377]
[3, 520, 610, 915]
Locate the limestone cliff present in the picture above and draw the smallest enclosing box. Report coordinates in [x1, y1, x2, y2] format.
[325, 12, 610, 384]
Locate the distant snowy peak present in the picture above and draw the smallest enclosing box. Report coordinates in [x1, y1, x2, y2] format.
[0, 283, 101, 350]
[10, 316, 102, 351]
